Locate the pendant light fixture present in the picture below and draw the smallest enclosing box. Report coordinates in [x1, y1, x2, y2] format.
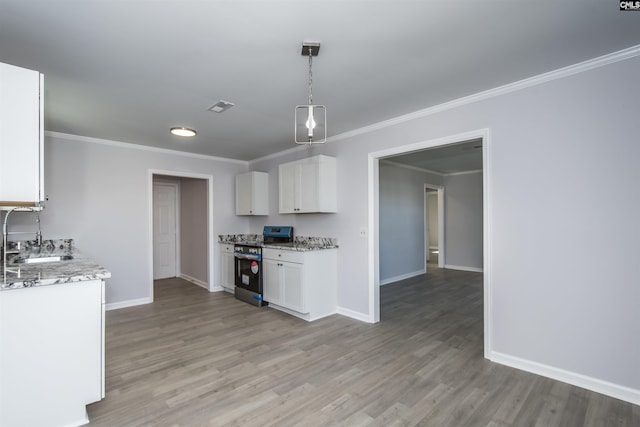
[295, 42, 326, 144]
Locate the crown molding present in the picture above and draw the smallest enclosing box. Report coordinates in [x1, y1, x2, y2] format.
[327, 45, 640, 144]
[381, 160, 483, 177]
[45, 131, 248, 166]
[45, 44, 640, 167]
[445, 169, 483, 177]
[250, 44, 640, 163]
[248, 142, 310, 165]
[379, 159, 445, 176]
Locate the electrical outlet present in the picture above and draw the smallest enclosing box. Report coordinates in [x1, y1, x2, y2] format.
[359, 228, 367, 238]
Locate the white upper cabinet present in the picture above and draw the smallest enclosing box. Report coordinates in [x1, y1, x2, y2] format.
[0, 62, 44, 207]
[235, 171, 268, 215]
[278, 155, 336, 214]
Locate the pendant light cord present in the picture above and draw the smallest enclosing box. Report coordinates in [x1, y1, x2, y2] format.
[308, 47, 313, 106]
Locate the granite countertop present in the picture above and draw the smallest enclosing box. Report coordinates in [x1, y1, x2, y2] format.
[261, 242, 338, 251]
[218, 234, 338, 251]
[1, 239, 111, 291]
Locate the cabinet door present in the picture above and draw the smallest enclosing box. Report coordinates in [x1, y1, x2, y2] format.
[282, 261, 306, 313]
[0, 280, 103, 426]
[278, 162, 298, 213]
[278, 155, 336, 214]
[298, 161, 319, 213]
[263, 258, 282, 304]
[220, 247, 235, 290]
[235, 172, 253, 214]
[236, 171, 268, 215]
[224, 252, 235, 289]
[0, 62, 42, 204]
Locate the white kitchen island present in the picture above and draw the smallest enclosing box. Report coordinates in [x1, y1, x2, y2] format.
[0, 239, 110, 427]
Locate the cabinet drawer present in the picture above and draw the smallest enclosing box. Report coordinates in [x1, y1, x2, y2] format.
[263, 248, 304, 264]
[219, 244, 234, 253]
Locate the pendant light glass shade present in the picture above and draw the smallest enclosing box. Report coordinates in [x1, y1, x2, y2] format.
[295, 104, 326, 144]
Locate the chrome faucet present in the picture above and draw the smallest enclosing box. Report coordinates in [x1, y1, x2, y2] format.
[2, 206, 45, 282]
[35, 210, 42, 246]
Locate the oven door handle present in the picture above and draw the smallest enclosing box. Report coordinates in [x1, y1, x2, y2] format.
[234, 253, 261, 261]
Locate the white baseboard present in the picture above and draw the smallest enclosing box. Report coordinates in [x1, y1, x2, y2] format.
[336, 306, 375, 323]
[180, 273, 208, 290]
[268, 303, 337, 322]
[65, 413, 90, 427]
[105, 297, 152, 311]
[380, 269, 425, 286]
[490, 351, 640, 406]
[444, 264, 483, 273]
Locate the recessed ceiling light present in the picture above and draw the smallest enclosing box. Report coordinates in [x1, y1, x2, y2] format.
[170, 127, 197, 137]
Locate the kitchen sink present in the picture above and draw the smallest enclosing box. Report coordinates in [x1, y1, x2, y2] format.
[13, 255, 74, 264]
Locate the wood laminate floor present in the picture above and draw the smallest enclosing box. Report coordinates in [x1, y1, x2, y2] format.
[87, 269, 639, 426]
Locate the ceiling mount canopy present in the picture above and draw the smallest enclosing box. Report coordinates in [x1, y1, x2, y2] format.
[295, 41, 326, 145]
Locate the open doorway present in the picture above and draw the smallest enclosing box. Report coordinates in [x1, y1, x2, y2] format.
[148, 170, 215, 302]
[368, 128, 490, 356]
[424, 184, 444, 270]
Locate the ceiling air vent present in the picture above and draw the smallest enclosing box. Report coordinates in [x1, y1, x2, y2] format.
[208, 100, 235, 113]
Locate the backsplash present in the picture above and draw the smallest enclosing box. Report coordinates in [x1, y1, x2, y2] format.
[7, 239, 73, 253]
[4, 239, 74, 260]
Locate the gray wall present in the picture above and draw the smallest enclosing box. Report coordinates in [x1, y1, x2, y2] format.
[180, 177, 208, 284]
[38, 135, 249, 305]
[377, 163, 483, 283]
[23, 52, 640, 396]
[248, 55, 640, 393]
[444, 171, 483, 270]
[378, 162, 443, 283]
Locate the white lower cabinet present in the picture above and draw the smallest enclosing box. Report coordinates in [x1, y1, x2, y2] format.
[263, 248, 337, 321]
[0, 279, 105, 427]
[263, 257, 305, 313]
[219, 243, 235, 292]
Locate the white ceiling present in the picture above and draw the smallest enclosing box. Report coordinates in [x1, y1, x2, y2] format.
[383, 139, 483, 175]
[1, 1, 640, 163]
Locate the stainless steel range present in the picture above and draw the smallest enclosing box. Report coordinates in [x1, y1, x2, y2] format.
[233, 226, 293, 307]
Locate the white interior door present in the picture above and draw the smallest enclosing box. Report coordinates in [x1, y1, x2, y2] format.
[153, 183, 178, 279]
[424, 185, 445, 270]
